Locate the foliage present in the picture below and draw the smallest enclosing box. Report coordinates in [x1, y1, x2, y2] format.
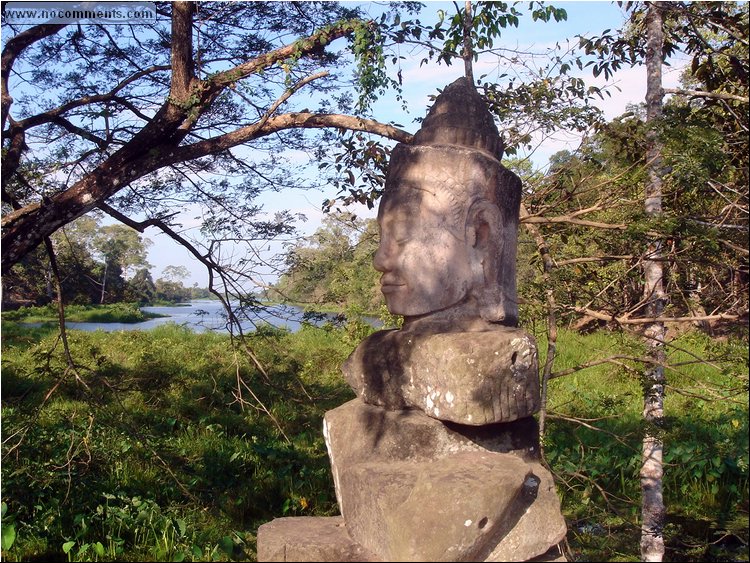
[1, 302, 165, 324]
[2, 4, 749, 562]
[126, 269, 157, 305]
[1, 322, 746, 562]
[322, 2, 612, 208]
[1, 322, 358, 561]
[2, 215, 155, 307]
[516, 84, 748, 329]
[1, 0, 421, 286]
[1, 214, 206, 307]
[154, 278, 193, 305]
[535, 328, 749, 562]
[273, 213, 383, 315]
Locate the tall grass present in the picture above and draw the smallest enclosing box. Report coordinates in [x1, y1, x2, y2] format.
[1, 321, 747, 561]
[535, 327, 748, 561]
[1, 321, 356, 561]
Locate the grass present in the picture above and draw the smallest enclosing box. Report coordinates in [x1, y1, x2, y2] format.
[1, 320, 356, 562]
[1, 320, 747, 562]
[532, 327, 749, 562]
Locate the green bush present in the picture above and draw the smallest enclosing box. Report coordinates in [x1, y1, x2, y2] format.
[1, 303, 166, 324]
[539, 328, 748, 561]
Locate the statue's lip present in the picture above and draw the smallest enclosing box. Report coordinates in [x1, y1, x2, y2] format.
[380, 282, 405, 292]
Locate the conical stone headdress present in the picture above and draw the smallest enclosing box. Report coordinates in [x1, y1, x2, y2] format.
[412, 76, 504, 159]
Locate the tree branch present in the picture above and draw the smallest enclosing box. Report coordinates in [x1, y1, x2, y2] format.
[570, 306, 747, 325]
[1, 14, 405, 273]
[664, 87, 749, 104]
[556, 255, 634, 266]
[205, 19, 364, 91]
[521, 215, 628, 230]
[2, 22, 67, 130]
[162, 112, 413, 165]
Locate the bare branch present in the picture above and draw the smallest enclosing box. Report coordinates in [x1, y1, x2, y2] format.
[664, 87, 749, 104]
[2, 22, 66, 130]
[555, 255, 634, 267]
[521, 215, 628, 230]
[570, 306, 747, 325]
[163, 112, 413, 165]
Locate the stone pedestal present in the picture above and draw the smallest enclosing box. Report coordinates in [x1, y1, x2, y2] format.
[257, 329, 567, 562]
[343, 328, 540, 424]
[257, 517, 378, 562]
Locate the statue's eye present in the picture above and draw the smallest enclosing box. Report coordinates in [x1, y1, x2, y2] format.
[389, 223, 412, 245]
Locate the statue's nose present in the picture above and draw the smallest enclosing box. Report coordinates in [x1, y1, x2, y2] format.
[372, 240, 395, 273]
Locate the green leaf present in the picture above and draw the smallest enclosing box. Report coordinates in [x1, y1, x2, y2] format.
[62, 541, 76, 554]
[1, 523, 16, 551]
[94, 542, 105, 557]
[219, 536, 234, 557]
[77, 543, 91, 556]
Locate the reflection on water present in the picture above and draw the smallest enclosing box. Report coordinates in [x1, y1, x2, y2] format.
[25, 300, 380, 334]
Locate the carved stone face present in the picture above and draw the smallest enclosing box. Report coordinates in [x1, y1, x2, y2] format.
[373, 143, 521, 327]
[373, 176, 474, 318]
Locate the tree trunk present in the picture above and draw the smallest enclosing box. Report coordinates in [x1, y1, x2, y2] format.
[462, 1, 474, 82]
[520, 204, 558, 443]
[100, 260, 108, 304]
[641, 3, 667, 561]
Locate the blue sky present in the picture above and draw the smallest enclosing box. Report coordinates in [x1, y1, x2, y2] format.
[142, 1, 684, 288]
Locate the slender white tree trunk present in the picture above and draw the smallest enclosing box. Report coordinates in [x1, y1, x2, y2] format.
[462, 1, 474, 82]
[641, 3, 667, 561]
[100, 259, 108, 304]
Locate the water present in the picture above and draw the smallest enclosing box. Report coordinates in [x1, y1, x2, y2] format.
[26, 300, 379, 334]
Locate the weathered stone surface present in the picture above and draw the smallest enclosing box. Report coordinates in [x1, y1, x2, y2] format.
[255, 512, 565, 563]
[256, 76, 568, 563]
[528, 545, 568, 562]
[323, 400, 564, 562]
[485, 463, 568, 562]
[256, 516, 379, 562]
[374, 143, 522, 328]
[324, 398, 540, 515]
[372, 77, 522, 331]
[343, 328, 539, 424]
[412, 76, 504, 158]
[341, 452, 537, 562]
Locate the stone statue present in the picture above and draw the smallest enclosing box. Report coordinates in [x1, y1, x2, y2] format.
[343, 77, 539, 425]
[257, 77, 567, 563]
[373, 79, 521, 332]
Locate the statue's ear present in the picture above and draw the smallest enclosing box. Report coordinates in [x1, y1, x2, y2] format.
[467, 200, 506, 321]
[467, 200, 502, 252]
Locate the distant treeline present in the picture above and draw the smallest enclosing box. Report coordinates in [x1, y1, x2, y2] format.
[1, 215, 210, 308]
[271, 214, 384, 315]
